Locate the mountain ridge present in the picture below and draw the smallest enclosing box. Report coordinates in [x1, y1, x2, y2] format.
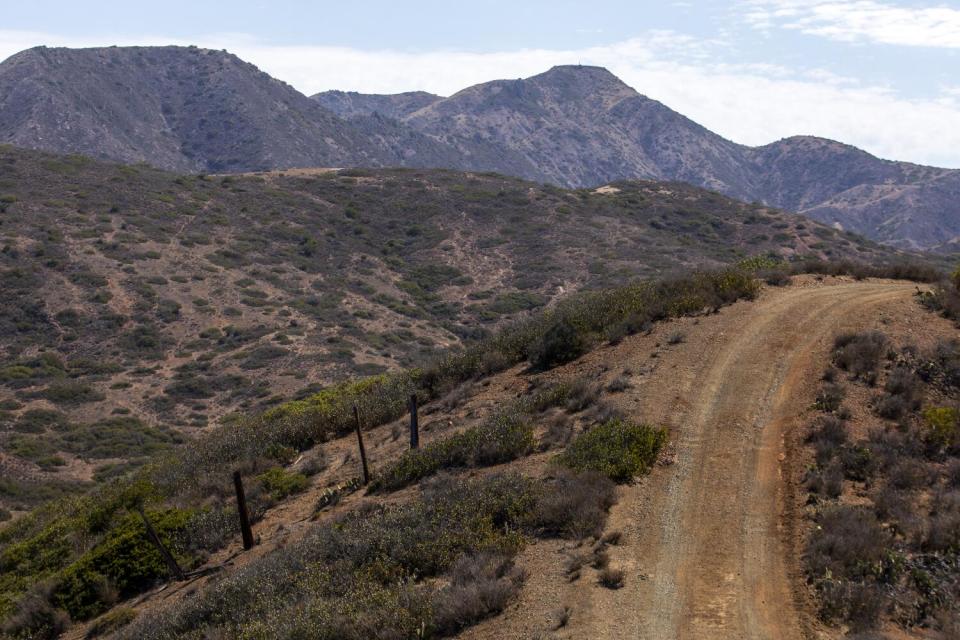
[2, 46, 958, 249]
[317, 64, 960, 250]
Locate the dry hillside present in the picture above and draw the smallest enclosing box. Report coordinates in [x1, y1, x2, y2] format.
[0, 145, 906, 513]
[11, 275, 953, 640]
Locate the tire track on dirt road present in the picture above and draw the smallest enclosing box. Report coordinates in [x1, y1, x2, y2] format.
[589, 281, 917, 640]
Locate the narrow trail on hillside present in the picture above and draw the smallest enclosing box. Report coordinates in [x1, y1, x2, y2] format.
[580, 281, 918, 640]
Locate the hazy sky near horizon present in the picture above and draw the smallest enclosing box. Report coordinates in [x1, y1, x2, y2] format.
[1, 0, 959, 167]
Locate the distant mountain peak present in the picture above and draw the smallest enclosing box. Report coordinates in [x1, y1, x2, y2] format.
[533, 63, 631, 87]
[1, 45, 958, 250]
[538, 63, 617, 76]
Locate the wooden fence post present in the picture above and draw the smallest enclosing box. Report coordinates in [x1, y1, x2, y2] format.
[137, 506, 185, 581]
[353, 405, 370, 485]
[409, 394, 419, 449]
[233, 471, 255, 550]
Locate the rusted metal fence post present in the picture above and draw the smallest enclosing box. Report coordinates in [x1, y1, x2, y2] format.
[137, 506, 185, 580]
[353, 405, 370, 485]
[233, 471, 255, 550]
[409, 394, 419, 450]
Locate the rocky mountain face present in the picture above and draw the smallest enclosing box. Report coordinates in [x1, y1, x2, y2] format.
[744, 137, 960, 249]
[396, 66, 755, 191]
[1, 46, 957, 249]
[314, 90, 441, 120]
[317, 66, 960, 251]
[0, 46, 464, 173]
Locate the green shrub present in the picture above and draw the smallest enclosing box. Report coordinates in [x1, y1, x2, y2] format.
[14, 409, 69, 433]
[430, 552, 524, 635]
[37, 381, 105, 406]
[556, 419, 667, 482]
[117, 474, 537, 640]
[256, 467, 308, 501]
[239, 345, 287, 370]
[370, 411, 534, 492]
[528, 470, 616, 539]
[85, 606, 136, 638]
[0, 585, 69, 640]
[529, 318, 586, 370]
[53, 508, 194, 620]
[922, 406, 958, 447]
[791, 259, 941, 283]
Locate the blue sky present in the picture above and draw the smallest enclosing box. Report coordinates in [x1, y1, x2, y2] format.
[2, 1, 960, 167]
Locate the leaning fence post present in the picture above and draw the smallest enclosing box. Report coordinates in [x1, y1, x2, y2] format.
[353, 405, 370, 485]
[233, 471, 255, 550]
[409, 394, 419, 450]
[137, 506, 185, 581]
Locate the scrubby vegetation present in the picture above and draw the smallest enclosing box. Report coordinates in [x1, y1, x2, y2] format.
[0, 265, 751, 630]
[256, 467, 309, 501]
[788, 258, 943, 283]
[556, 419, 667, 482]
[369, 411, 535, 492]
[803, 332, 960, 634]
[918, 265, 960, 325]
[371, 382, 580, 492]
[110, 472, 615, 640]
[0, 145, 917, 506]
[0, 144, 941, 635]
[833, 331, 888, 383]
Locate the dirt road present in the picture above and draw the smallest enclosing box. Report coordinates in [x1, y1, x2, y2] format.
[570, 280, 919, 640]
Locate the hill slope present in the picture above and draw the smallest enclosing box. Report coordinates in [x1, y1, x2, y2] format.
[5, 277, 954, 640]
[321, 66, 960, 250]
[1, 46, 957, 249]
[0, 146, 901, 511]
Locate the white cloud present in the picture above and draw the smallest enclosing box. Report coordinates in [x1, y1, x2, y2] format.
[1, 29, 959, 168]
[743, 0, 960, 48]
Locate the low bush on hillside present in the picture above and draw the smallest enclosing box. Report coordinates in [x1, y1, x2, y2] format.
[0, 583, 69, 640]
[814, 383, 845, 412]
[1, 417, 181, 473]
[804, 336, 960, 633]
[0, 267, 753, 625]
[598, 566, 626, 589]
[556, 419, 667, 482]
[256, 467, 308, 501]
[563, 378, 601, 413]
[114, 472, 615, 640]
[790, 258, 942, 283]
[371, 382, 577, 492]
[85, 606, 136, 638]
[875, 367, 923, 419]
[833, 331, 888, 382]
[430, 552, 525, 636]
[529, 318, 586, 370]
[370, 412, 534, 492]
[922, 406, 959, 449]
[52, 508, 193, 622]
[34, 381, 106, 406]
[806, 506, 893, 630]
[529, 470, 616, 539]
[807, 415, 847, 463]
